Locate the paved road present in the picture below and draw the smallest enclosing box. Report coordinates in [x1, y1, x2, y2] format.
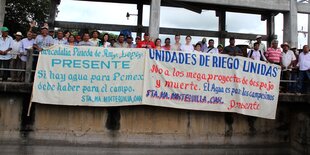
[0, 144, 302, 155]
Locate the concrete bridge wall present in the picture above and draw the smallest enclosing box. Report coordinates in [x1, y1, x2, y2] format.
[0, 92, 309, 154]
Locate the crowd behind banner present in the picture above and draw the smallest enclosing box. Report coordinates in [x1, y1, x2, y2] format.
[0, 23, 309, 94]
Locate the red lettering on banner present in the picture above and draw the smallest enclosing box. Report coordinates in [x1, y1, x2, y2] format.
[227, 100, 260, 110]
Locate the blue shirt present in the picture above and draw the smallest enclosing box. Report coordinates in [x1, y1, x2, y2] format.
[34, 35, 54, 48]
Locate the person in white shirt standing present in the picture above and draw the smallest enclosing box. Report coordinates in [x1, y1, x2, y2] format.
[280, 42, 296, 92]
[20, 31, 34, 82]
[247, 42, 267, 62]
[180, 35, 194, 52]
[53, 30, 67, 45]
[10, 32, 23, 82]
[90, 30, 100, 46]
[171, 34, 182, 51]
[0, 27, 13, 81]
[255, 35, 266, 55]
[297, 45, 310, 93]
[204, 39, 219, 54]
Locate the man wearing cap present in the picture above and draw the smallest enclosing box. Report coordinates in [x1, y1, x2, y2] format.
[137, 33, 155, 49]
[48, 28, 55, 38]
[280, 42, 296, 92]
[33, 26, 54, 52]
[223, 37, 242, 56]
[254, 35, 266, 54]
[10, 32, 23, 82]
[0, 27, 13, 81]
[297, 45, 310, 93]
[265, 39, 282, 65]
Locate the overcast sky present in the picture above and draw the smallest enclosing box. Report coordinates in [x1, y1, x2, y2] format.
[56, 0, 309, 48]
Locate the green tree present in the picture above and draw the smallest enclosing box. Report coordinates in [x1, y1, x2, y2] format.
[4, 0, 51, 35]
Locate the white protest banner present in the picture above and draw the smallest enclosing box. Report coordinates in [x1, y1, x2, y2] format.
[142, 49, 281, 119]
[31, 45, 145, 106]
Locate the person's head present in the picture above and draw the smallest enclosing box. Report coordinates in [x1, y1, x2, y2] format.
[92, 30, 100, 39]
[41, 27, 48, 36]
[281, 42, 290, 51]
[26, 31, 32, 40]
[118, 34, 125, 43]
[195, 43, 201, 51]
[57, 31, 64, 39]
[256, 35, 262, 43]
[82, 32, 90, 42]
[14, 32, 23, 41]
[32, 32, 37, 39]
[208, 39, 214, 47]
[155, 38, 161, 46]
[303, 45, 309, 53]
[253, 42, 260, 51]
[202, 37, 207, 44]
[175, 34, 180, 43]
[64, 30, 71, 38]
[135, 36, 141, 43]
[229, 37, 235, 46]
[75, 35, 81, 42]
[1, 27, 9, 37]
[127, 36, 133, 44]
[48, 28, 54, 37]
[68, 34, 75, 43]
[164, 38, 170, 46]
[271, 39, 279, 48]
[143, 33, 150, 41]
[103, 33, 109, 42]
[217, 44, 223, 52]
[185, 35, 192, 44]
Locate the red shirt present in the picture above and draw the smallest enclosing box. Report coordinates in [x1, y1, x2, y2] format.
[137, 40, 155, 49]
[266, 47, 282, 63]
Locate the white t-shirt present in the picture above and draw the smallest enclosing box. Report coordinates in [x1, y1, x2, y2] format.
[204, 47, 219, 54]
[90, 38, 100, 46]
[247, 49, 267, 61]
[0, 36, 13, 60]
[171, 43, 181, 51]
[180, 44, 194, 52]
[10, 40, 22, 59]
[281, 50, 296, 71]
[298, 52, 310, 71]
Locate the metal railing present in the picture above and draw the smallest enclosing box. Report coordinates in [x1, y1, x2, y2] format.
[0, 49, 36, 83]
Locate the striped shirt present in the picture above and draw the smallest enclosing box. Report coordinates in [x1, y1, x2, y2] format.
[266, 47, 282, 63]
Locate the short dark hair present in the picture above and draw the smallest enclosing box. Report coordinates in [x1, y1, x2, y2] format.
[208, 39, 214, 43]
[195, 43, 201, 48]
[229, 37, 235, 40]
[165, 38, 170, 42]
[254, 42, 260, 47]
[175, 34, 180, 37]
[82, 32, 90, 39]
[186, 35, 192, 39]
[92, 30, 100, 36]
[118, 34, 125, 38]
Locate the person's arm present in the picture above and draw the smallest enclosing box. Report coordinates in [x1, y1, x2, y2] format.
[289, 52, 297, 69]
[3, 38, 13, 54]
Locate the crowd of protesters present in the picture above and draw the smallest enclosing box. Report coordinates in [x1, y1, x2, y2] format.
[0, 24, 309, 94]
